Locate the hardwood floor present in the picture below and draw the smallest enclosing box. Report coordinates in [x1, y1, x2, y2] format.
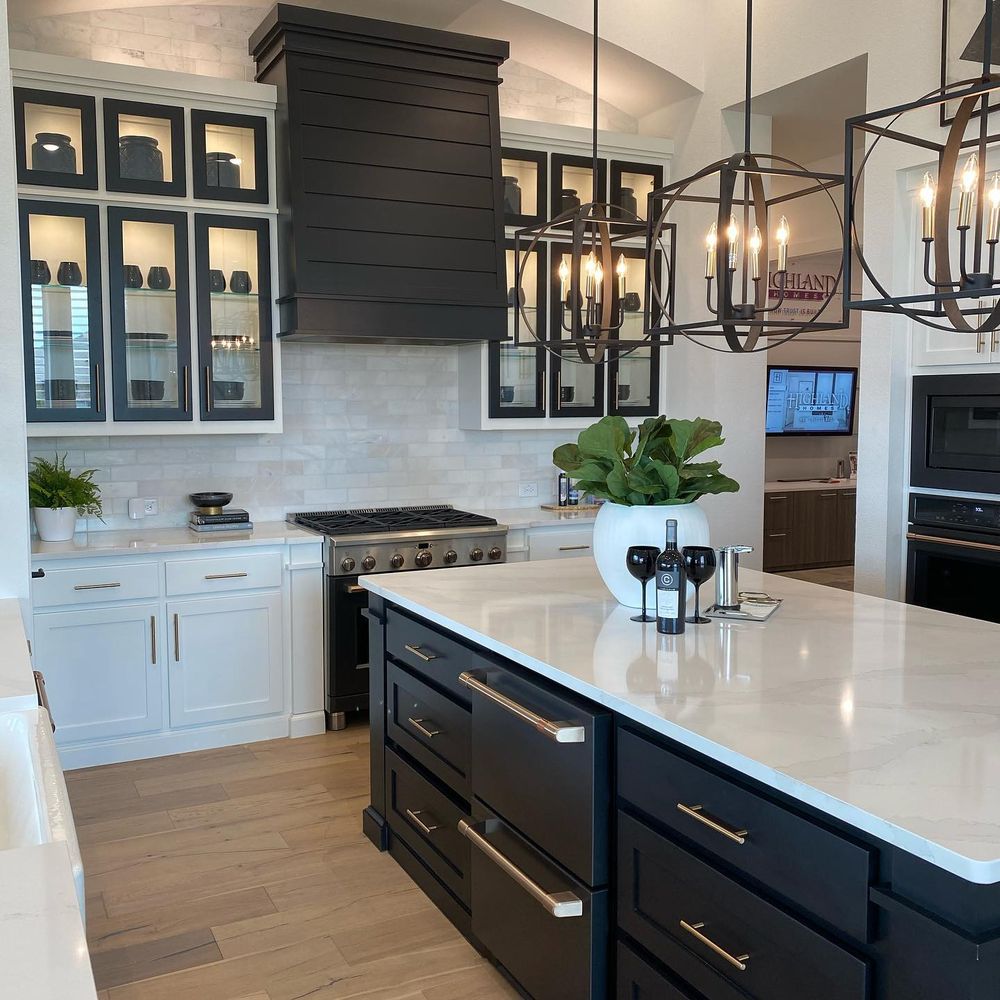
[66, 729, 517, 999]
[779, 565, 855, 591]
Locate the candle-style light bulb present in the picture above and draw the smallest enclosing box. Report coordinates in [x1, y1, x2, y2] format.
[616, 253, 627, 298]
[705, 221, 718, 278]
[584, 252, 597, 297]
[988, 173, 1000, 243]
[593, 262, 604, 304]
[959, 153, 978, 228]
[725, 213, 739, 271]
[775, 215, 790, 272]
[558, 258, 570, 287]
[920, 171, 936, 241]
[748, 225, 763, 280]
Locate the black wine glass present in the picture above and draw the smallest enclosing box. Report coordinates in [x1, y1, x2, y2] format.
[626, 545, 660, 623]
[682, 546, 717, 624]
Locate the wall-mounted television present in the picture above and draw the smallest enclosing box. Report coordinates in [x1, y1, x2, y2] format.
[766, 366, 858, 436]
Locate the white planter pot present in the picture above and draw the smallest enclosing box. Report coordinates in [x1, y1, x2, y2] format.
[33, 507, 78, 542]
[592, 501, 710, 608]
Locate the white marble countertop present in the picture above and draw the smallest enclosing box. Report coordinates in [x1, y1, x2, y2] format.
[764, 479, 857, 493]
[0, 843, 97, 999]
[31, 520, 321, 561]
[485, 506, 599, 530]
[0, 599, 37, 714]
[362, 559, 1000, 884]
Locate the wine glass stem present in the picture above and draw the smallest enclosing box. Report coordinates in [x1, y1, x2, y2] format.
[694, 583, 701, 620]
[641, 580, 647, 618]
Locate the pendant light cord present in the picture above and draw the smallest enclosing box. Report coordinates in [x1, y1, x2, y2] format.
[744, 0, 753, 154]
[593, 0, 599, 185]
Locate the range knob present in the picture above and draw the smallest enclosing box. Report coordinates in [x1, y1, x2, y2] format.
[361, 555, 377, 572]
[340, 556, 356, 573]
[443, 549, 458, 565]
[415, 550, 433, 568]
[390, 553, 405, 569]
[488, 546, 503, 561]
[470, 547, 484, 562]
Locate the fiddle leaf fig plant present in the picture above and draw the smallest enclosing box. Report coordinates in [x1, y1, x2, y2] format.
[28, 454, 104, 518]
[553, 415, 740, 506]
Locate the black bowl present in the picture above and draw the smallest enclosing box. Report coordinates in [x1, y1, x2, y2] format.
[213, 380, 245, 401]
[190, 492, 233, 509]
[130, 379, 164, 402]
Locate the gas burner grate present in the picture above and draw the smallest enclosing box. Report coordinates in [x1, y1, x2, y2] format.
[288, 504, 498, 536]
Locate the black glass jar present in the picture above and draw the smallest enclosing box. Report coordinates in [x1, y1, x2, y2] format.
[561, 188, 581, 212]
[205, 151, 241, 189]
[119, 135, 164, 182]
[503, 175, 522, 216]
[31, 132, 76, 174]
[619, 187, 638, 219]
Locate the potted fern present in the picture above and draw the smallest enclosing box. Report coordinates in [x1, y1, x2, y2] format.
[553, 415, 739, 607]
[28, 454, 103, 541]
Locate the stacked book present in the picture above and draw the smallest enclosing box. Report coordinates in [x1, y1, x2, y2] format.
[189, 508, 253, 533]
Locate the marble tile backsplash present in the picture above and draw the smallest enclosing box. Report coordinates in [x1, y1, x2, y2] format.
[28, 343, 571, 530]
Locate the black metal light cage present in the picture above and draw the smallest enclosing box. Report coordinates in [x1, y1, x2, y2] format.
[845, 0, 1000, 333]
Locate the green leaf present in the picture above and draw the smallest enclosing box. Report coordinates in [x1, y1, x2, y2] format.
[552, 443, 583, 473]
[578, 415, 632, 461]
[27, 453, 104, 519]
[647, 459, 681, 499]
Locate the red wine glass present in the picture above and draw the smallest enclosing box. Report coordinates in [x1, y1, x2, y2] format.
[682, 545, 717, 624]
[626, 545, 660, 623]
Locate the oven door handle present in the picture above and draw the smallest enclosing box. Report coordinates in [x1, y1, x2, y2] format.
[907, 531, 1000, 553]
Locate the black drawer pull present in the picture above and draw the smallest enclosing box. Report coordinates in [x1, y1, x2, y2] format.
[677, 803, 748, 845]
[407, 717, 441, 739]
[458, 819, 583, 918]
[405, 808, 439, 835]
[404, 643, 438, 662]
[679, 920, 750, 972]
[459, 671, 585, 743]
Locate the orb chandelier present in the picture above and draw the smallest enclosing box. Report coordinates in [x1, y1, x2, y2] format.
[643, 0, 848, 353]
[512, 0, 669, 365]
[845, 0, 1000, 334]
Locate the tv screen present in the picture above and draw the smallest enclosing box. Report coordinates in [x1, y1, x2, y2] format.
[766, 366, 858, 436]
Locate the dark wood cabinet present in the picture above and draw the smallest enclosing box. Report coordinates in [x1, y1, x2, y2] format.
[251, 5, 509, 342]
[763, 487, 857, 572]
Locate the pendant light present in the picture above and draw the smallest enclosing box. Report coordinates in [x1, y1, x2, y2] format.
[512, 0, 658, 365]
[643, 0, 848, 353]
[845, 0, 1000, 334]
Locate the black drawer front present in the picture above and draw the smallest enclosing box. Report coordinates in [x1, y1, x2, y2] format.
[387, 607, 485, 701]
[385, 747, 469, 906]
[618, 812, 869, 1000]
[386, 661, 470, 798]
[616, 940, 698, 999]
[467, 664, 611, 886]
[618, 727, 873, 941]
[469, 803, 607, 1000]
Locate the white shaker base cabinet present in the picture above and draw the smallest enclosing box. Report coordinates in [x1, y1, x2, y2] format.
[32, 603, 162, 744]
[168, 592, 283, 728]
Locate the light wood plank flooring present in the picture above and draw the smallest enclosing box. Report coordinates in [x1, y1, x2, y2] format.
[66, 729, 518, 999]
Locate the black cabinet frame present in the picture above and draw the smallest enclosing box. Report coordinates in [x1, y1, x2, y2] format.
[551, 152, 608, 223]
[191, 109, 269, 204]
[489, 239, 546, 418]
[19, 198, 105, 422]
[104, 99, 187, 198]
[14, 88, 98, 190]
[500, 146, 548, 228]
[108, 206, 192, 422]
[193, 213, 274, 420]
[610, 158, 664, 223]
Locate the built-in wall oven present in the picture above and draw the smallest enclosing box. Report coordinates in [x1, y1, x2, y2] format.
[906, 493, 1000, 624]
[912, 374, 1000, 493]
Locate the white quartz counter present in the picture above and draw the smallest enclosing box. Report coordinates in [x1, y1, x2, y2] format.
[763, 479, 856, 493]
[31, 520, 321, 561]
[0, 600, 36, 714]
[485, 506, 599, 530]
[362, 559, 1000, 884]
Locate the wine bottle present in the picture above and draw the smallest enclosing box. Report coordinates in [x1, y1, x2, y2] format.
[656, 519, 686, 635]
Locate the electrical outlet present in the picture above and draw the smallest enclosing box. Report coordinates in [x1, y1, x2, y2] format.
[518, 482, 538, 499]
[143, 498, 159, 516]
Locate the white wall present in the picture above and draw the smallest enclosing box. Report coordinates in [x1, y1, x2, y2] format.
[0, 0, 31, 607]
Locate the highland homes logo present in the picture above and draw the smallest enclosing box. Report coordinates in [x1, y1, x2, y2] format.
[767, 269, 839, 301]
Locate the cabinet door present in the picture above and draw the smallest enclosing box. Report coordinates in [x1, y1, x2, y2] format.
[19, 199, 105, 422]
[814, 490, 843, 564]
[836, 490, 857, 564]
[912, 324, 991, 366]
[109, 207, 192, 421]
[763, 493, 795, 571]
[528, 526, 594, 560]
[32, 603, 161, 743]
[194, 214, 274, 420]
[167, 591, 282, 727]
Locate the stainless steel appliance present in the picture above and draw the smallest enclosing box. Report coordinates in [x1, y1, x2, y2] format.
[715, 544, 754, 610]
[287, 505, 507, 730]
[912, 374, 1000, 493]
[906, 493, 1000, 624]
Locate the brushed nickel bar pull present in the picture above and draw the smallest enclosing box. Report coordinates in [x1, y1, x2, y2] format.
[677, 803, 748, 845]
[459, 819, 583, 918]
[459, 671, 586, 743]
[993, 329, 1000, 353]
[768, 495, 788, 501]
[767, 533, 788, 538]
[819, 492, 838, 498]
[679, 920, 749, 971]
[346, 584, 367, 594]
[204, 366, 212, 412]
[182, 366, 191, 413]
[907, 531, 1000, 554]
[150, 616, 157, 665]
[977, 331, 986, 354]
[405, 809, 439, 835]
[204, 572, 248, 580]
[404, 643, 438, 662]
[173, 613, 180, 662]
[73, 582, 121, 591]
[93, 363, 102, 412]
[407, 717, 441, 739]
[559, 544, 590, 552]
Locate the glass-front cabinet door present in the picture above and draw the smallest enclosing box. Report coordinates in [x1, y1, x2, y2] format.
[551, 153, 607, 225]
[549, 243, 605, 418]
[489, 241, 546, 417]
[104, 99, 186, 197]
[191, 111, 269, 204]
[610, 160, 663, 223]
[609, 246, 662, 417]
[500, 148, 547, 227]
[108, 207, 192, 421]
[19, 200, 104, 422]
[14, 89, 97, 190]
[194, 214, 273, 420]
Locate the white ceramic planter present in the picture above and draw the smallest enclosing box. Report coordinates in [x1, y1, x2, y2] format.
[592, 501, 710, 608]
[33, 507, 78, 542]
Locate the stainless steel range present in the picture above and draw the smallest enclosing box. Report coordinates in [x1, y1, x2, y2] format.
[287, 505, 507, 729]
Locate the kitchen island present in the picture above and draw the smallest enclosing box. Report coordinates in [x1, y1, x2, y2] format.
[362, 559, 1000, 1000]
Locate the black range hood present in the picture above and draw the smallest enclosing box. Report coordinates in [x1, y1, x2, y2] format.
[250, 5, 510, 343]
